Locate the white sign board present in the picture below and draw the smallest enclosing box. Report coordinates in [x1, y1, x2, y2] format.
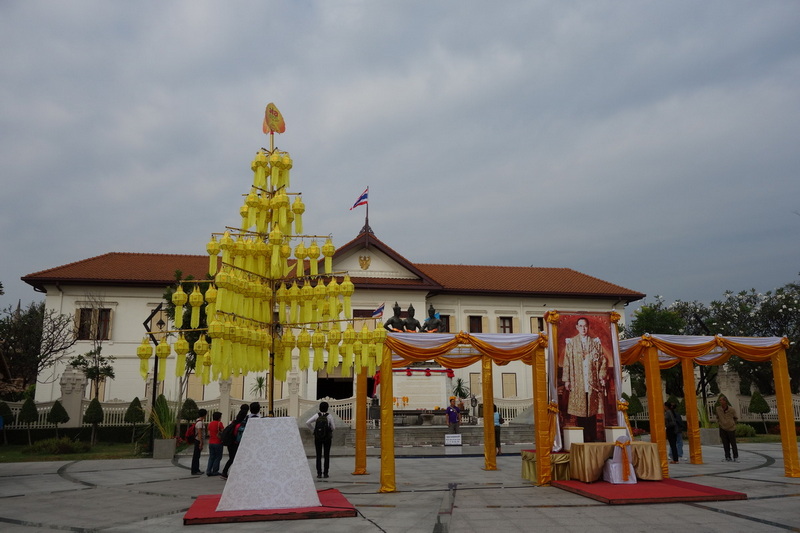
[444, 433, 462, 446]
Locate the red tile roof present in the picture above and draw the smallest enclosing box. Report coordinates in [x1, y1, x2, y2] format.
[23, 250, 643, 302]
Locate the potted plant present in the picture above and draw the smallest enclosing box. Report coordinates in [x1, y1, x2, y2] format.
[452, 378, 470, 414]
[698, 398, 720, 445]
[150, 394, 178, 459]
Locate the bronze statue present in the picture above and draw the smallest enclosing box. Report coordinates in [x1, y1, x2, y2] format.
[384, 302, 405, 332]
[422, 304, 444, 333]
[404, 304, 422, 332]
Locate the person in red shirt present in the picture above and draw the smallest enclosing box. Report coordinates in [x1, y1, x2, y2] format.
[206, 411, 224, 476]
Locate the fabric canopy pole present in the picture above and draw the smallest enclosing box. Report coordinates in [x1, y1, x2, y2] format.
[681, 357, 702, 465]
[352, 366, 368, 476]
[643, 344, 669, 479]
[532, 345, 551, 486]
[379, 344, 396, 492]
[771, 347, 800, 477]
[482, 356, 496, 471]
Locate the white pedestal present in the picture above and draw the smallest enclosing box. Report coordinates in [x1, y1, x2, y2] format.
[605, 426, 629, 443]
[562, 426, 584, 451]
[217, 417, 321, 511]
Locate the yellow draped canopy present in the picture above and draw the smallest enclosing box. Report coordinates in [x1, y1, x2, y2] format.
[371, 332, 798, 492]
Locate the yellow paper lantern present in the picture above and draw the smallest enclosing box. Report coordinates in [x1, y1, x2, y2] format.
[189, 286, 203, 329]
[171, 286, 188, 329]
[291, 195, 305, 234]
[311, 328, 326, 371]
[297, 328, 311, 371]
[340, 275, 355, 319]
[155, 342, 171, 381]
[322, 238, 336, 275]
[306, 240, 320, 276]
[174, 334, 190, 376]
[206, 237, 220, 276]
[136, 337, 153, 379]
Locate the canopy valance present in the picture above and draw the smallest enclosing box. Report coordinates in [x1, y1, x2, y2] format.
[619, 334, 789, 368]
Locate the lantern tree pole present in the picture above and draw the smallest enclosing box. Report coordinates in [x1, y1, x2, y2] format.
[139, 103, 388, 429]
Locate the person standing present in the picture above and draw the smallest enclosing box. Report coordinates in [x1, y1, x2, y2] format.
[446, 397, 461, 434]
[493, 405, 502, 455]
[190, 409, 207, 475]
[205, 411, 224, 476]
[306, 401, 335, 478]
[561, 317, 608, 442]
[716, 396, 739, 462]
[220, 404, 249, 479]
[664, 402, 680, 464]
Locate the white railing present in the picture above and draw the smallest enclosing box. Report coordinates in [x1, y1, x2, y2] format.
[629, 394, 800, 424]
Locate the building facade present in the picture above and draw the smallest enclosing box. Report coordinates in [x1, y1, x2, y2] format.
[23, 230, 644, 412]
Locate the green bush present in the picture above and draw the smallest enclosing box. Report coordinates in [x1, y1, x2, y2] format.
[735, 423, 756, 438]
[24, 437, 91, 455]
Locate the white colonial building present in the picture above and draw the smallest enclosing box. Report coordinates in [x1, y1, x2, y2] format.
[23, 229, 644, 416]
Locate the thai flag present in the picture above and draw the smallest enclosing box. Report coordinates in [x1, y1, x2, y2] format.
[372, 303, 385, 318]
[350, 187, 369, 210]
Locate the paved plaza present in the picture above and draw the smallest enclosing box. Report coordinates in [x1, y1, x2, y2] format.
[0, 442, 798, 532]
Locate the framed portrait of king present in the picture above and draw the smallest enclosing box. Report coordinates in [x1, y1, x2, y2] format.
[551, 312, 622, 443]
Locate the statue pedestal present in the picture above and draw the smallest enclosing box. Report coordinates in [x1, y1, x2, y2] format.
[563, 426, 584, 451]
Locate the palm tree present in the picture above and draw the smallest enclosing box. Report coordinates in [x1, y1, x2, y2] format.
[250, 375, 267, 398]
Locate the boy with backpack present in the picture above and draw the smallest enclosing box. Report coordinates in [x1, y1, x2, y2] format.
[306, 401, 335, 478]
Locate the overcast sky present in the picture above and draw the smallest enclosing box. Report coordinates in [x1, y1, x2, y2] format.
[2, 1, 799, 316]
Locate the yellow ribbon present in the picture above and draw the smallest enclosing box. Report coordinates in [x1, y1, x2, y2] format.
[617, 399, 634, 441]
[614, 439, 632, 481]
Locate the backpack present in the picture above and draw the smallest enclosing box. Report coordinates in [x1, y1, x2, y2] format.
[185, 422, 196, 444]
[314, 413, 332, 441]
[220, 421, 237, 446]
[235, 417, 248, 443]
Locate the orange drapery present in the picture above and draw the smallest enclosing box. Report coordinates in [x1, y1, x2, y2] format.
[374, 332, 797, 493]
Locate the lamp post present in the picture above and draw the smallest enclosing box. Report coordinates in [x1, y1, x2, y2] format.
[143, 303, 164, 454]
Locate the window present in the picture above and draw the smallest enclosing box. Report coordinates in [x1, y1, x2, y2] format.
[468, 316, 483, 333]
[469, 372, 480, 397]
[440, 315, 450, 333]
[502, 373, 517, 398]
[76, 308, 112, 341]
[530, 316, 545, 333]
[499, 317, 513, 334]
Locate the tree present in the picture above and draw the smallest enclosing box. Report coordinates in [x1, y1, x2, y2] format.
[83, 398, 104, 446]
[18, 397, 39, 446]
[162, 272, 210, 427]
[179, 398, 198, 424]
[46, 400, 70, 438]
[250, 375, 266, 398]
[124, 397, 145, 443]
[623, 297, 687, 397]
[621, 392, 643, 428]
[0, 301, 77, 399]
[69, 347, 115, 401]
[749, 390, 771, 434]
[0, 401, 15, 444]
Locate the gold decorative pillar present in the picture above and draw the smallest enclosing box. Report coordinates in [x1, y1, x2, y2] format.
[379, 345, 396, 492]
[771, 347, 800, 477]
[681, 357, 702, 464]
[643, 343, 668, 478]
[482, 356, 496, 470]
[352, 366, 368, 475]
[532, 346, 551, 485]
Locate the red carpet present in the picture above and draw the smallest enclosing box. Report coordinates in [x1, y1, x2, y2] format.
[183, 489, 357, 525]
[551, 478, 747, 505]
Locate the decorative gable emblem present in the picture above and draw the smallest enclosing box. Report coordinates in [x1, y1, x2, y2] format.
[358, 255, 371, 270]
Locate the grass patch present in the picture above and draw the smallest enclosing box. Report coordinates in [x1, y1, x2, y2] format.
[738, 434, 799, 444]
[0, 441, 145, 463]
